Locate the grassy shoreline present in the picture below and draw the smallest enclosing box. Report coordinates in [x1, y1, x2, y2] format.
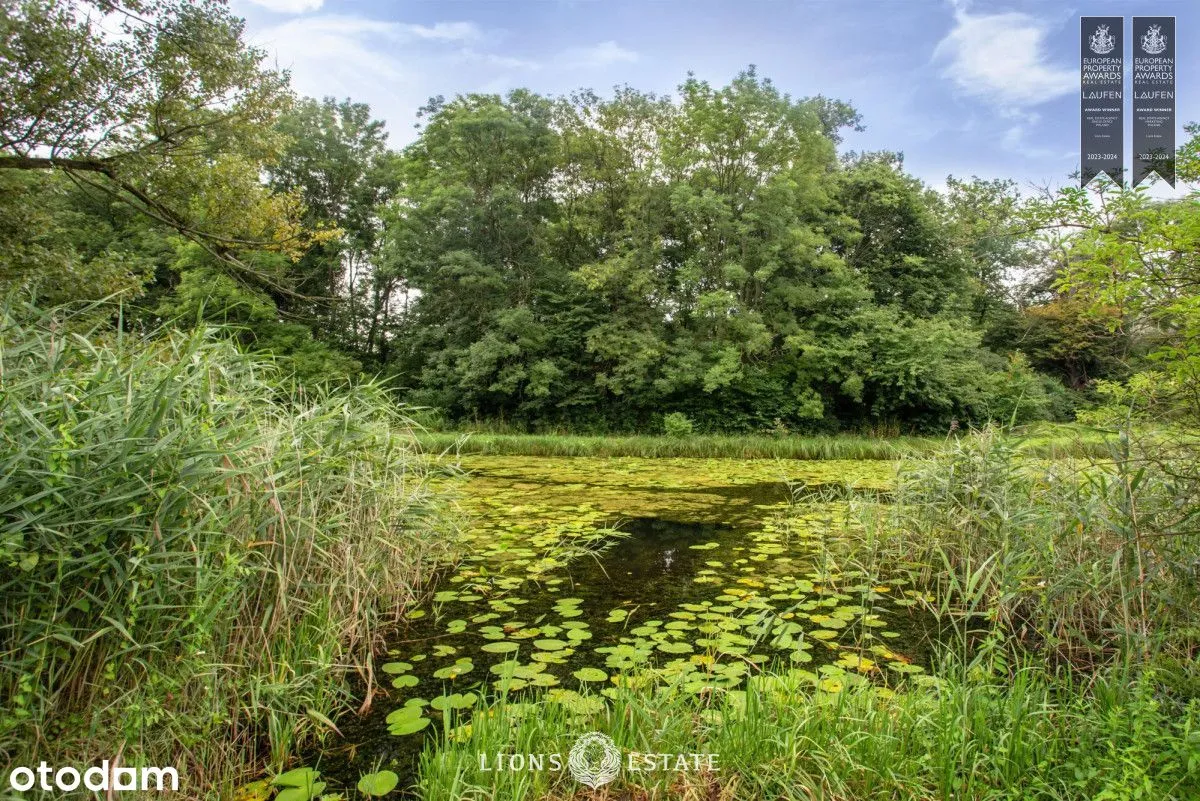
[416, 426, 1112, 461]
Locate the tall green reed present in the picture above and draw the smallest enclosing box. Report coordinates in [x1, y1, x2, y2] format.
[0, 304, 460, 795]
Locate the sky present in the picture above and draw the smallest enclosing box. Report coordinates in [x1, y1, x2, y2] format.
[230, 0, 1196, 196]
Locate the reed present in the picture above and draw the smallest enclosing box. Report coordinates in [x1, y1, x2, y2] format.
[0, 304, 460, 795]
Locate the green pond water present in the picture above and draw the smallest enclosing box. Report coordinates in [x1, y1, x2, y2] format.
[313, 456, 934, 792]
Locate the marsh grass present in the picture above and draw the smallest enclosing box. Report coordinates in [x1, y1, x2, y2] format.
[414, 428, 1111, 462]
[0, 305, 460, 796]
[851, 428, 1200, 667]
[417, 432, 936, 461]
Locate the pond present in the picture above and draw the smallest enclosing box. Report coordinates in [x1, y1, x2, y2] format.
[314, 455, 933, 793]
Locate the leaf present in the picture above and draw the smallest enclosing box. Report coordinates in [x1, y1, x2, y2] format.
[272, 768, 319, 788]
[386, 705, 424, 724]
[389, 716, 431, 736]
[572, 667, 608, 682]
[305, 707, 342, 736]
[357, 770, 400, 797]
[276, 783, 326, 801]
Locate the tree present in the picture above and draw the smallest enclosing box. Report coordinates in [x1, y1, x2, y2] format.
[0, 0, 313, 272]
[267, 97, 399, 356]
[1033, 136, 1200, 418]
[832, 152, 965, 317]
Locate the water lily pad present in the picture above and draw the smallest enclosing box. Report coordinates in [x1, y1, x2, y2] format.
[431, 692, 478, 711]
[272, 768, 319, 788]
[572, 667, 608, 682]
[388, 716, 431, 736]
[357, 771, 399, 797]
[390, 674, 419, 689]
[386, 706, 424, 724]
[480, 641, 519, 654]
[432, 658, 474, 679]
[381, 662, 412, 675]
[276, 784, 325, 801]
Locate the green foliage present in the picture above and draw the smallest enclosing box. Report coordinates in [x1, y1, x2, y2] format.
[1030, 133, 1200, 422]
[0, 302, 457, 793]
[157, 245, 362, 385]
[268, 96, 401, 362]
[384, 70, 1060, 433]
[870, 429, 1200, 662]
[0, 0, 316, 260]
[412, 428, 1107, 460]
[0, 171, 165, 307]
[357, 769, 400, 797]
[833, 152, 966, 316]
[661, 412, 694, 438]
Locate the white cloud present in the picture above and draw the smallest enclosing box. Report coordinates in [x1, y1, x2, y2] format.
[258, 15, 414, 82]
[934, 10, 1074, 109]
[455, 49, 542, 71]
[405, 22, 483, 43]
[251, 14, 537, 147]
[244, 0, 324, 13]
[559, 40, 638, 69]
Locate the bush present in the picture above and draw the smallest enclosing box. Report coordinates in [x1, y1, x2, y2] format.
[0, 304, 459, 795]
[662, 411, 695, 437]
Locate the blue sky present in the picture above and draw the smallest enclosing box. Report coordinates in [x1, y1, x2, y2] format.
[232, 0, 1195, 194]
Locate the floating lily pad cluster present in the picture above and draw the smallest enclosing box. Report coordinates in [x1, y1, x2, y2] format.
[369, 455, 927, 747]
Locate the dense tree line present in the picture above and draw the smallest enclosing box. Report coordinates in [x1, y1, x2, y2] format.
[5, 0, 1186, 434]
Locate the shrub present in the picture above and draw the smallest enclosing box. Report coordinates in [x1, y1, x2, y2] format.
[662, 412, 695, 438]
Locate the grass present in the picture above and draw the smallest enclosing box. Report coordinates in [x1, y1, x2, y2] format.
[414, 426, 1113, 461]
[417, 432, 937, 460]
[415, 653, 1199, 800]
[846, 428, 1200, 666]
[0, 305, 460, 797]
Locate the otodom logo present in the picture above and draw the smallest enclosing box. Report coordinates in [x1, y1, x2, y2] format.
[566, 733, 621, 789]
[7, 762, 179, 793]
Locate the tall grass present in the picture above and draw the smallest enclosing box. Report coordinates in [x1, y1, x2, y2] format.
[415, 429, 1111, 461]
[865, 429, 1200, 666]
[0, 305, 459, 796]
[416, 655, 1199, 800]
[416, 432, 938, 460]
